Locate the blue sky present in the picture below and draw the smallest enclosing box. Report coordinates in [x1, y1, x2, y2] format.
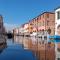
[0, 0, 60, 30]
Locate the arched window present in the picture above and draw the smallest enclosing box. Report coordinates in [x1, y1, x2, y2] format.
[47, 28, 51, 34]
[57, 11, 60, 19]
[57, 25, 60, 29]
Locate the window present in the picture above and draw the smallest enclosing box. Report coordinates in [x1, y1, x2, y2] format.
[46, 13, 49, 18]
[40, 16, 41, 19]
[57, 25, 60, 29]
[57, 11, 60, 19]
[47, 21, 49, 25]
[43, 21, 44, 26]
[37, 17, 38, 20]
[47, 28, 51, 34]
[43, 15, 44, 18]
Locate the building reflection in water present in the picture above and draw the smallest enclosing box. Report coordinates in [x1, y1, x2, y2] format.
[0, 43, 7, 54]
[13, 36, 55, 60]
[13, 36, 24, 47]
[0, 35, 7, 54]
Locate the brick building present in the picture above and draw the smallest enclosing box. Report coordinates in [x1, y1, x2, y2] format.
[37, 12, 55, 35]
[0, 15, 4, 33]
[13, 12, 55, 36]
[28, 12, 55, 36]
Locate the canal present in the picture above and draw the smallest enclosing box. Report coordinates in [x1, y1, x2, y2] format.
[0, 36, 37, 60]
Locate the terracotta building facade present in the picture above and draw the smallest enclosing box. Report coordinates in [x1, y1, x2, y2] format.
[27, 12, 55, 36]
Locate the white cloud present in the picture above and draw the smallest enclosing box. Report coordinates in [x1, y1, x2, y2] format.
[4, 23, 19, 32]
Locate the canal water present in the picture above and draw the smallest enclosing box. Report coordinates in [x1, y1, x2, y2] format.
[0, 36, 37, 60]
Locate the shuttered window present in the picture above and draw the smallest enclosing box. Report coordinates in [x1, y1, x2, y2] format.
[57, 11, 60, 19]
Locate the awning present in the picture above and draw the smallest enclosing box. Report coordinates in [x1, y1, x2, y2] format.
[49, 35, 60, 43]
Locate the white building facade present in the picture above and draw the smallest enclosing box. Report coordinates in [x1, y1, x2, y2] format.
[55, 7, 60, 60]
[55, 7, 60, 35]
[24, 23, 29, 33]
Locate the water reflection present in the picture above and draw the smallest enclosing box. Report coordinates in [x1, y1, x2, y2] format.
[0, 43, 7, 54]
[0, 37, 36, 60]
[14, 36, 24, 47]
[14, 36, 55, 60]
[0, 34, 7, 54]
[0, 36, 55, 60]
